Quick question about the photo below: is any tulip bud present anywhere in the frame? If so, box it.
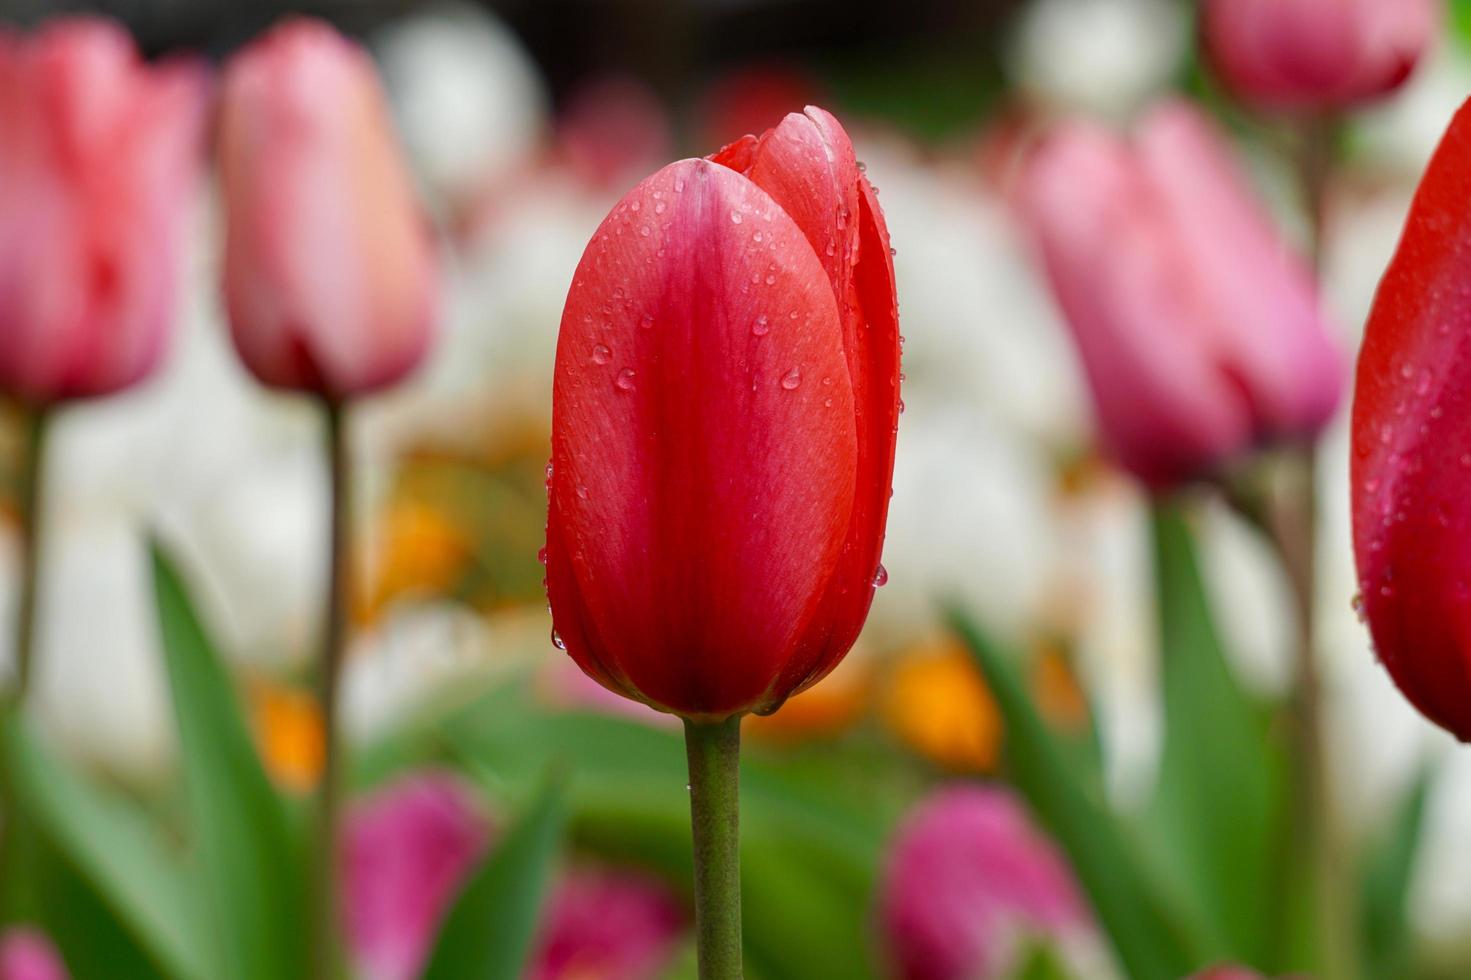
[1017,100,1343,487]
[1201,0,1436,110]
[0,18,207,404]
[1353,97,1471,742]
[879,786,1090,980]
[545,106,900,720]
[342,772,685,980]
[219,18,438,400]
[0,929,67,980]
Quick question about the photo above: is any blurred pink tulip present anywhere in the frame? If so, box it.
[342,773,490,980]
[0,17,207,404]
[1202,0,1436,110]
[343,772,685,980]
[529,868,686,980]
[219,18,438,399]
[880,785,1090,980]
[1017,100,1343,487]
[0,929,67,980]
[557,76,673,192]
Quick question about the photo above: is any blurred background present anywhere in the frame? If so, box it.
[4,1,1471,978]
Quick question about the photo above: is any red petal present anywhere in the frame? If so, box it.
[766,173,901,707]
[1353,97,1471,741]
[548,157,858,719]
[711,106,861,311]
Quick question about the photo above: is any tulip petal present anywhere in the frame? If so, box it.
[549,158,858,718]
[1017,121,1252,486]
[1353,98,1471,741]
[770,174,902,705]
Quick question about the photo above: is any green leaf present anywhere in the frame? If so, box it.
[421,774,567,980]
[3,712,207,980]
[1361,767,1432,980]
[947,605,1204,980]
[151,543,305,980]
[1011,939,1076,980]
[1147,502,1289,963]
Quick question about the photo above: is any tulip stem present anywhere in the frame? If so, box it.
[684,715,743,980]
[309,399,351,980]
[11,408,48,706]
[0,406,49,910]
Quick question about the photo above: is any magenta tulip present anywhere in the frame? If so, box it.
[1017,100,1343,487]
[0,17,206,403]
[218,18,438,399]
[880,785,1090,980]
[1202,0,1436,110]
[0,929,67,980]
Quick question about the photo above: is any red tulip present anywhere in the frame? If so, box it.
[219,18,438,399]
[545,106,900,720]
[0,18,207,404]
[1017,100,1343,487]
[1353,98,1471,742]
[1202,0,1436,110]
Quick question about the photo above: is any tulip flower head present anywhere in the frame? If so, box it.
[879,785,1090,980]
[219,18,438,399]
[0,18,207,404]
[0,929,67,980]
[1017,100,1343,487]
[1202,0,1436,111]
[545,106,901,720]
[342,772,685,980]
[1353,98,1471,742]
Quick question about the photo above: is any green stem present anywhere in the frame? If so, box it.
[308,400,350,980]
[683,715,743,980]
[12,408,48,705]
[0,407,48,910]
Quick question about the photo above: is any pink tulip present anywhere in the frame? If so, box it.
[0,929,67,980]
[0,17,207,404]
[880,785,1090,980]
[1202,0,1437,110]
[1017,100,1343,487]
[219,18,438,399]
[528,868,686,980]
[342,772,686,980]
[341,773,490,980]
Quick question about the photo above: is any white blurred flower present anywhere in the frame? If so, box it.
[1355,41,1471,179]
[1008,0,1188,117]
[374,2,548,201]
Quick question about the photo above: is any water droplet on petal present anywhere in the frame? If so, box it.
[640,314,654,330]
[752,315,770,337]
[551,629,566,650]
[575,484,589,500]
[616,368,637,391]
[764,274,776,285]
[781,368,801,390]
[592,344,612,365]
[730,211,744,224]
[674,178,686,192]
[872,564,889,587]
[537,547,548,565]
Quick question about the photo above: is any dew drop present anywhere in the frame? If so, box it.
[1350,593,1365,623]
[616,368,637,391]
[730,210,744,224]
[537,547,548,565]
[781,367,801,390]
[551,629,566,650]
[889,246,897,256]
[821,376,833,386]
[640,314,654,330]
[655,200,667,214]
[753,230,764,243]
[789,310,799,320]
[592,344,612,365]
[630,200,641,212]
[764,274,776,285]
[898,398,906,414]
[674,178,686,192]
[823,397,833,407]
[575,484,589,500]
[752,315,770,337]
[872,564,889,587]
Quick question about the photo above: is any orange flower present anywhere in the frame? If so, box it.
[249,679,324,793]
[883,640,1001,773]
[361,500,471,622]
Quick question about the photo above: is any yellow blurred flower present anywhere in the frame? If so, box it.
[883,639,1001,773]
[361,500,472,622]
[249,679,324,794]
[1031,643,1090,733]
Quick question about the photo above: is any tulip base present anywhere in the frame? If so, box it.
[683,715,743,980]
